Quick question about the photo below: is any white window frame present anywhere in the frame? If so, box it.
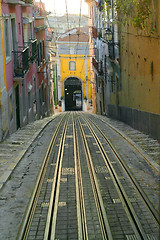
[69,61,76,71]
[4,18,11,63]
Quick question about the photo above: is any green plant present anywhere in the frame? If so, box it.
[104,0,154,32]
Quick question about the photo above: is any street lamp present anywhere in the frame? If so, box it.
[104,28,112,42]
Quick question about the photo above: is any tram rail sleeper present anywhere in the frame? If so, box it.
[84,115,159,225]
[17,114,68,240]
[79,114,159,237]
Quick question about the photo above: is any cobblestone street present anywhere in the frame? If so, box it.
[0,112,159,239]
[0,0,160,239]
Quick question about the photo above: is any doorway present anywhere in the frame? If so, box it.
[64,77,82,111]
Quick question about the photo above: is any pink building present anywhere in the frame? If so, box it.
[0,0,53,141]
[34,1,54,116]
[0,0,38,138]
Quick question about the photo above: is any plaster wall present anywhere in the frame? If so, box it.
[60,55,91,100]
[119,0,160,115]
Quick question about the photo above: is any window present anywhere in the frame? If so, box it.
[22,81,26,117]
[4,19,11,58]
[23,24,28,43]
[42,40,45,60]
[37,41,43,66]
[69,61,76,71]
[29,23,32,40]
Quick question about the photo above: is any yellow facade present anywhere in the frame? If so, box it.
[119,1,160,115]
[59,55,91,100]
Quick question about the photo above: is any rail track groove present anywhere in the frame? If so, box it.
[81,114,159,225]
[16,112,159,240]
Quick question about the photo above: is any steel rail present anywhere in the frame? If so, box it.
[84,115,160,225]
[17,114,67,240]
[80,115,159,238]
[87,113,160,175]
[73,114,89,240]
[78,117,113,240]
[44,115,69,240]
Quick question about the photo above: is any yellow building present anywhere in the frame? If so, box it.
[56,27,91,111]
[118,0,160,140]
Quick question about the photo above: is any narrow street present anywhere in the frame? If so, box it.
[0,112,159,239]
[0,0,160,239]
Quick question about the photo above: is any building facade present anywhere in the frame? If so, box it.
[86,0,160,140]
[56,27,91,111]
[0,0,54,142]
[118,0,160,140]
[0,0,38,141]
[85,0,99,113]
[0,0,8,140]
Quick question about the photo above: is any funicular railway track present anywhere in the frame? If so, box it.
[80,113,160,221]
[17,113,69,239]
[77,113,159,239]
[85,113,160,174]
[17,112,159,240]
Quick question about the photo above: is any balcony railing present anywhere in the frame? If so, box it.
[13,46,29,77]
[94,48,99,62]
[92,26,97,39]
[92,57,103,76]
[24,0,33,3]
[24,39,38,62]
[92,57,98,72]
[8,0,33,4]
[31,39,38,61]
[98,60,103,76]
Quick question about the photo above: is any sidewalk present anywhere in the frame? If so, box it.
[0,115,58,191]
[0,103,93,191]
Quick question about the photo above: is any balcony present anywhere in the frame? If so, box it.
[24,39,38,62]
[92,57,103,76]
[13,46,29,78]
[92,57,98,73]
[35,25,47,33]
[31,39,38,61]
[8,0,33,4]
[24,0,33,3]
[92,26,97,39]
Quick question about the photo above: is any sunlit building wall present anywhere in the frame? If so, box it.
[56,27,91,111]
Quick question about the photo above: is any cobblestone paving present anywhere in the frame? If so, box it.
[0,112,159,239]
[96,114,160,166]
[0,114,63,239]
[0,115,61,190]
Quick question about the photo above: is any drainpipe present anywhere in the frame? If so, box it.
[0,0,7,88]
[0,0,7,141]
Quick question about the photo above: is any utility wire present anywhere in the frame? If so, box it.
[65,0,71,58]
[75,0,82,58]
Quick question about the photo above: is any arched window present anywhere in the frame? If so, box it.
[69,61,76,71]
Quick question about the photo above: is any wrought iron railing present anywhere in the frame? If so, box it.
[92,26,97,39]
[24,39,38,62]
[92,57,103,76]
[23,0,33,4]
[13,46,29,77]
[92,57,98,72]
[32,39,38,61]
[8,0,33,4]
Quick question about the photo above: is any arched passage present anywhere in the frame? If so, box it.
[64,77,82,111]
